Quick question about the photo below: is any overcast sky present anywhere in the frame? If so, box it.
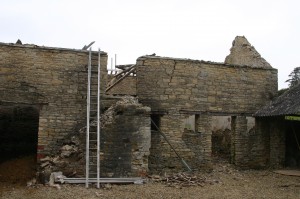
[1,0,299,89]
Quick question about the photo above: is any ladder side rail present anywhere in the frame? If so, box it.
[85,48,92,188]
[97,48,101,188]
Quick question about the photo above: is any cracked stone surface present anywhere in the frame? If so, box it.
[225,36,272,69]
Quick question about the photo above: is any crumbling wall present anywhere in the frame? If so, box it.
[38,97,151,179]
[136,45,277,171]
[255,117,286,168]
[0,42,108,159]
[99,97,151,177]
[136,57,277,113]
[149,114,201,172]
[225,36,272,68]
[231,116,270,169]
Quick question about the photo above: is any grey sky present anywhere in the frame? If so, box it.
[1,0,299,89]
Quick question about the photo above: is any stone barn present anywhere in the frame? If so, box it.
[135,36,277,171]
[0,35,279,180]
[0,42,151,178]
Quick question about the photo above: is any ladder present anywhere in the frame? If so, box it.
[86,48,101,188]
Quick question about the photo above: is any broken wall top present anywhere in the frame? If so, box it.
[224,36,272,69]
[0,42,107,56]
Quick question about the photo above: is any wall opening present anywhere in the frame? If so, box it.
[151,114,161,131]
[211,116,232,161]
[183,115,196,132]
[285,121,300,168]
[149,114,162,172]
[0,105,39,163]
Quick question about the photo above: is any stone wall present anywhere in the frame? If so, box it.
[106,75,136,95]
[269,118,286,168]
[0,42,108,159]
[225,36,272,69]
[230,116,291,169]
[136,55,277,171]
[37,97,151,179]
[99,98,151,177]
[231,116,270,168]
[136,57,277,113]
[254,117,286,169]
[0,105,39,162]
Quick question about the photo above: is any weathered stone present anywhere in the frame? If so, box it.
[0,42,108,160]
[225,36,272,68]
[137,37,277,172]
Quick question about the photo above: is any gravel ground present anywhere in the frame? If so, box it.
[1,157,300,199]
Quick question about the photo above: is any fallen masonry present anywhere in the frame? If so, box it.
[37,96,150,184]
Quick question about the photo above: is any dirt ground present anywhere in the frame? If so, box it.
[0,156,300,199]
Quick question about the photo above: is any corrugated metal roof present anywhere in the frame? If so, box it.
[255,83,300,117]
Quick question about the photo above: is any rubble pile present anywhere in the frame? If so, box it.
[100,96,141,128]
[149,172,217,188]
[38,136,83,183]
[38,96,142,182]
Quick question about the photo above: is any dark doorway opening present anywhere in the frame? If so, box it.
[151,114,161,131]
[285,121,300,168]
[0,105,39,163]
[211,116,232,163]
[149,114,162,172]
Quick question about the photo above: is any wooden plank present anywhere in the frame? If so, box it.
[106,67,136,92]
[274,170,300,177]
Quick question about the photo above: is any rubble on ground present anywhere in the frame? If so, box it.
[37,135,83,184]
[148,172,220,188]
[38,96,142,183]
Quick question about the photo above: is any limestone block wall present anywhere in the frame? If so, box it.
[231,116,270,168]
[0,43,107,159]
[149,114,196,172]
[232,116,287,169]
[100,101,151,177]
[106,75,136,95]
[137,56,277,171]
[136,56,277,113]
[255,117,286,169]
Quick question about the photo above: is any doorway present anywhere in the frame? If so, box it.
[285,121,300,168]
[0,105,39,162]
